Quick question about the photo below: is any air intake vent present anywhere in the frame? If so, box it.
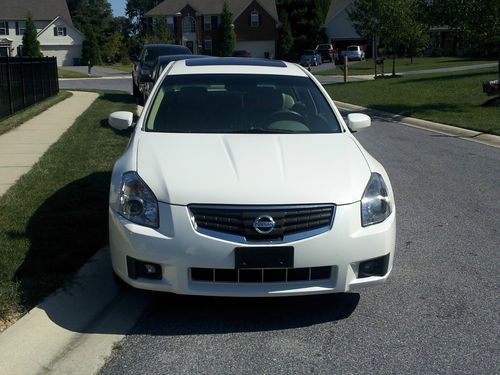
[191,266,332,283]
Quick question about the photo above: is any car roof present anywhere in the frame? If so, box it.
[156,54,208,64]
[167,57,308,77]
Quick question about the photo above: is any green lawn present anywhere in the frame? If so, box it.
[0,91,134,328]
[316,57,497,76]
[99,62,133,73]
[0,91,72,136]
[326,68,500,135]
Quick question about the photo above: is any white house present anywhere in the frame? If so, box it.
[0,0,83,66]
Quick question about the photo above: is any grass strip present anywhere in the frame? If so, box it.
[325,68,500,135]
[58,68,97,79]
[316,56,497,76]
[98,63,133,74]
[0,91,134,325]
[0,91,72,136]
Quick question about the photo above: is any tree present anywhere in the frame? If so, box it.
[420,0,500,80]
[219,1,236,56]
[22,14,43,57]
[126,0,161,36]
[81,26,102,66]
[349,0,428,75]
[145,17,174,44]
[276,0,328,56]
[276,11,293,59]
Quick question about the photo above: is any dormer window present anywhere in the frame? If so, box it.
[250,10,260,28]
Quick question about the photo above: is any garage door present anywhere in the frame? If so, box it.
[235,41,275,59]
[41,45,82,67]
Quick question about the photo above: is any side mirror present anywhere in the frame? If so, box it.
[108,111,134,130]
[347,113,371,132]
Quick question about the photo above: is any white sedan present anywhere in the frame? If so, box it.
[108,57,396,297]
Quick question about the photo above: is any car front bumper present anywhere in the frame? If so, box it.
[109,202,396,297]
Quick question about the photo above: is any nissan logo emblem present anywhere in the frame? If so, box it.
[253,215,275,234]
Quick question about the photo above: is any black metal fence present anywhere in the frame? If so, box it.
[0,57,59,121]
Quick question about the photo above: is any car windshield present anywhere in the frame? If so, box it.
[347,46,358,51]
[304,50,315,55]
[145,74,342,134]
[145,46,190,63]
[318,44,330,49]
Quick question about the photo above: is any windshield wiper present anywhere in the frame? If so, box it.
[227,128,298,134]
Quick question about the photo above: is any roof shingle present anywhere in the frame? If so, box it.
[145,0,278,22]
[0,0,74,26]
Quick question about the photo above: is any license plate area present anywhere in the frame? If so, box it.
[234,247,294,269]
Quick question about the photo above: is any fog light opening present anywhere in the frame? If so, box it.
[127,256,162,280]
[358,254,389,279]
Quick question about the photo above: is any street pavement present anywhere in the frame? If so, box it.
[99,115,500,374]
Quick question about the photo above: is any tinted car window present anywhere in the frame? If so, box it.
[145,74,342,134]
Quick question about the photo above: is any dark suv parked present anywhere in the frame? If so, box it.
[132,44,191,101]
[315,44,335,63]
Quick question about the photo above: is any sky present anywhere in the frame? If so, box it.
[110,0,126,17]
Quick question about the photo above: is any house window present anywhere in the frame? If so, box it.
[16,45,23,57]
[15,21,26,35]
[0,21,8,35]
[166,16,174,31]
[204,16,211,31]
[182,16,195,33]
[204,39,212,53]
[250,10,260,28]
[211,16,218,30]
[53,26,67,36]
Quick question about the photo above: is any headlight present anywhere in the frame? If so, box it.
[361,173,391,227]
[118,171,159,228]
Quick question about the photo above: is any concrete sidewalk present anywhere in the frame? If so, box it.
[0,248,151,375]
[0,91,98,196]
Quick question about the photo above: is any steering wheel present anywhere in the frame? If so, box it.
[263,110,306,128]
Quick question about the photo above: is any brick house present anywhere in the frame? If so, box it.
[0,0,83,66]
[145,0,279,58]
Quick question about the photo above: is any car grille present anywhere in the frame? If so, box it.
[189,204,335,243]
[190,266,332,283]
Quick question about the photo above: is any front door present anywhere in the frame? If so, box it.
[185,41,194,53]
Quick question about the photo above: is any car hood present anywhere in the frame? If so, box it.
[136,133,371,205]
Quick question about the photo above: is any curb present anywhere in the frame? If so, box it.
[0,248,152,375]
[334,100,500,149]
[59,76,130,81]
